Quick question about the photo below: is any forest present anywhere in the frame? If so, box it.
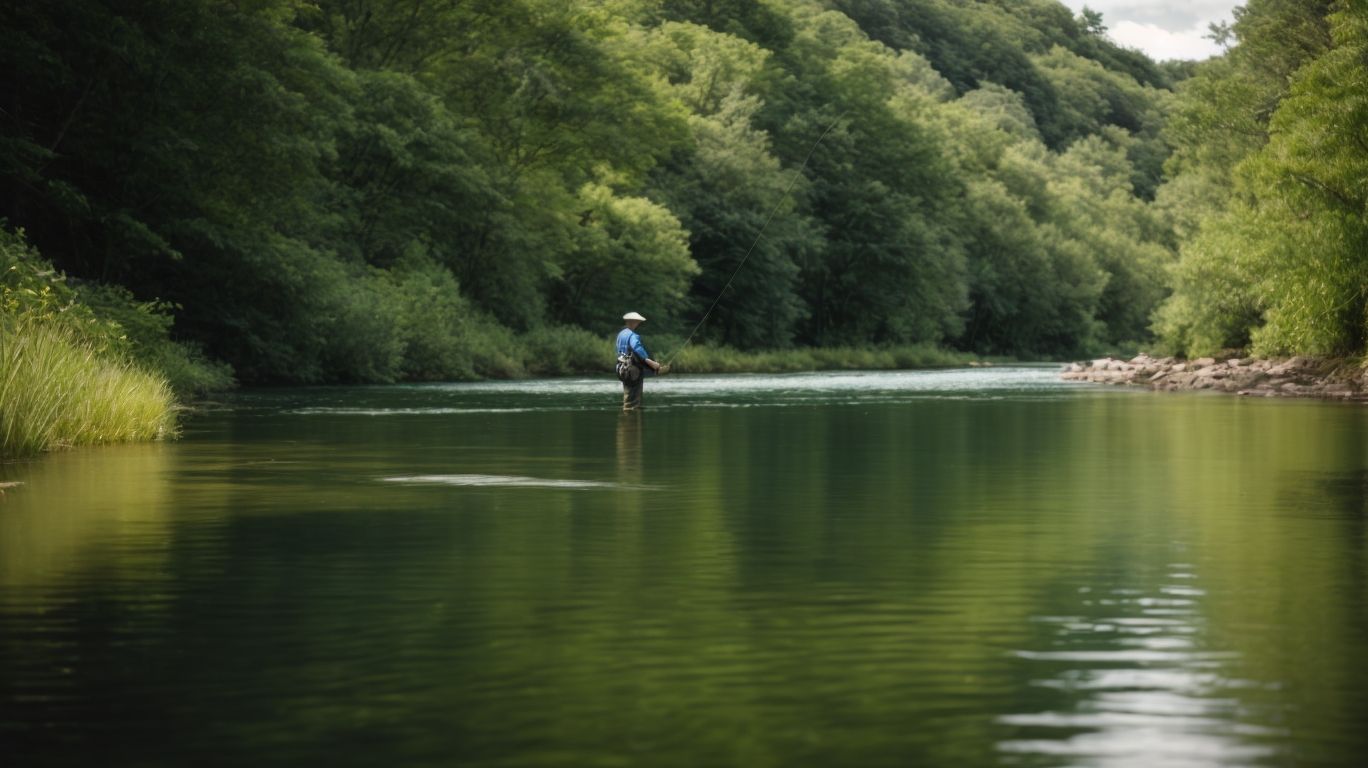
[1,0,1364,396]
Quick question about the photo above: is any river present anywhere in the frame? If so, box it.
[2,366,1366,766]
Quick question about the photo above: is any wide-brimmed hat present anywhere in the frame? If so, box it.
[623,311,646,322]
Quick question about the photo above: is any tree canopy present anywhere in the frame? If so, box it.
[3,0,1359,384]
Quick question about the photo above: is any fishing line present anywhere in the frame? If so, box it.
[663,111,847,366]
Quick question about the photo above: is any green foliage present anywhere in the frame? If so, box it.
[1,226,119,348]
[764,5,970,346]
[668,340,975,373]
[520,326,614,376]
[0,230,180,456]
[2,0,1191,382]
[1153,208,1272,355]
[552,183,699,335]
[1157,0,1365,359]
[387,252,523,381]
[77,284,234,396]
[2,226,231,395]
[642,22,811,348]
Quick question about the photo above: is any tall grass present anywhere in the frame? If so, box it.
[1,319,176,459]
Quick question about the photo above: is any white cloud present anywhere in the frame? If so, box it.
[1108,20,1223,61]
[1057,1,1236,61]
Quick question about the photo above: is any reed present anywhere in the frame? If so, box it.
[0,319,176,459]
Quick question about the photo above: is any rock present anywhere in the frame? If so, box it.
[1268,356,1318,376]
[1060,353,1366,403]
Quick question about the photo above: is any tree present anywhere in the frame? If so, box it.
[551,183,699,334]
[640,21,813,348]
[1155,0,1352,357]
[1079,6,1106,36]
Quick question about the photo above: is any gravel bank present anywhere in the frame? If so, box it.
[1061,354,1368,402]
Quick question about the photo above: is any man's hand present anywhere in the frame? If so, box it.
[657,363,671,375]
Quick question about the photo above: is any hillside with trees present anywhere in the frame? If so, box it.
[1,0,1362,391]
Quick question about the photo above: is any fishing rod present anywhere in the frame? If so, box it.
[663,111,848,367]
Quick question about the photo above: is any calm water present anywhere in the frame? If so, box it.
[2,367,1367,767]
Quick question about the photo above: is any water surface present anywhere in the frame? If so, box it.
[2,367,1366,766]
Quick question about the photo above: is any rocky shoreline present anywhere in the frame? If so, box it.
[1061,354,1368,402]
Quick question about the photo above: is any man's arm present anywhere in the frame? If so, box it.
[632,333,661,372]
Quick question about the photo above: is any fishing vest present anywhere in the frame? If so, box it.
[615,329,645,382]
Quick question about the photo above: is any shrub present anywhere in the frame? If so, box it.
[3,226,234,395]
[521,325,612,376]
[77,283,234,395]
[390,252,526,380]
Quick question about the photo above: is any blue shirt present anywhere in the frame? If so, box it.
[616,327,650,363]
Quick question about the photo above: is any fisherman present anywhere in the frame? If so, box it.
[615,311,664,411]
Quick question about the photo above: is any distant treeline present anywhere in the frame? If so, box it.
[1,0,1363,388]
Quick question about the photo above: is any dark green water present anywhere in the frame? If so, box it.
[3,367,1367,767]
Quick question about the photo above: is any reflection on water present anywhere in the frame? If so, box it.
[380,474,652,490]
[1001,566,1280,767]
[0,443,173,589]
[2,368,1367,767]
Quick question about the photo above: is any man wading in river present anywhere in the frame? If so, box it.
[615,312,665,411]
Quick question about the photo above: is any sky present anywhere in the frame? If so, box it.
[1058,1,1238,61]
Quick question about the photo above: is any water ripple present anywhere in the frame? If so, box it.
[380,474,654,490]
[1001,581,1281,767]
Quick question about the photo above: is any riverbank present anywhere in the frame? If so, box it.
[664,342,981,374]
[1062,354,1368,401]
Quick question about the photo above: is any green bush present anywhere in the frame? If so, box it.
[389,252,525,381]
[2,227,119,347]
[521,325,612,376]
[77,283,234,395]
[319,271,407,383]
[3,226,234,396]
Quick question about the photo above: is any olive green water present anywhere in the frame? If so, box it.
[2,367,1367,767]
